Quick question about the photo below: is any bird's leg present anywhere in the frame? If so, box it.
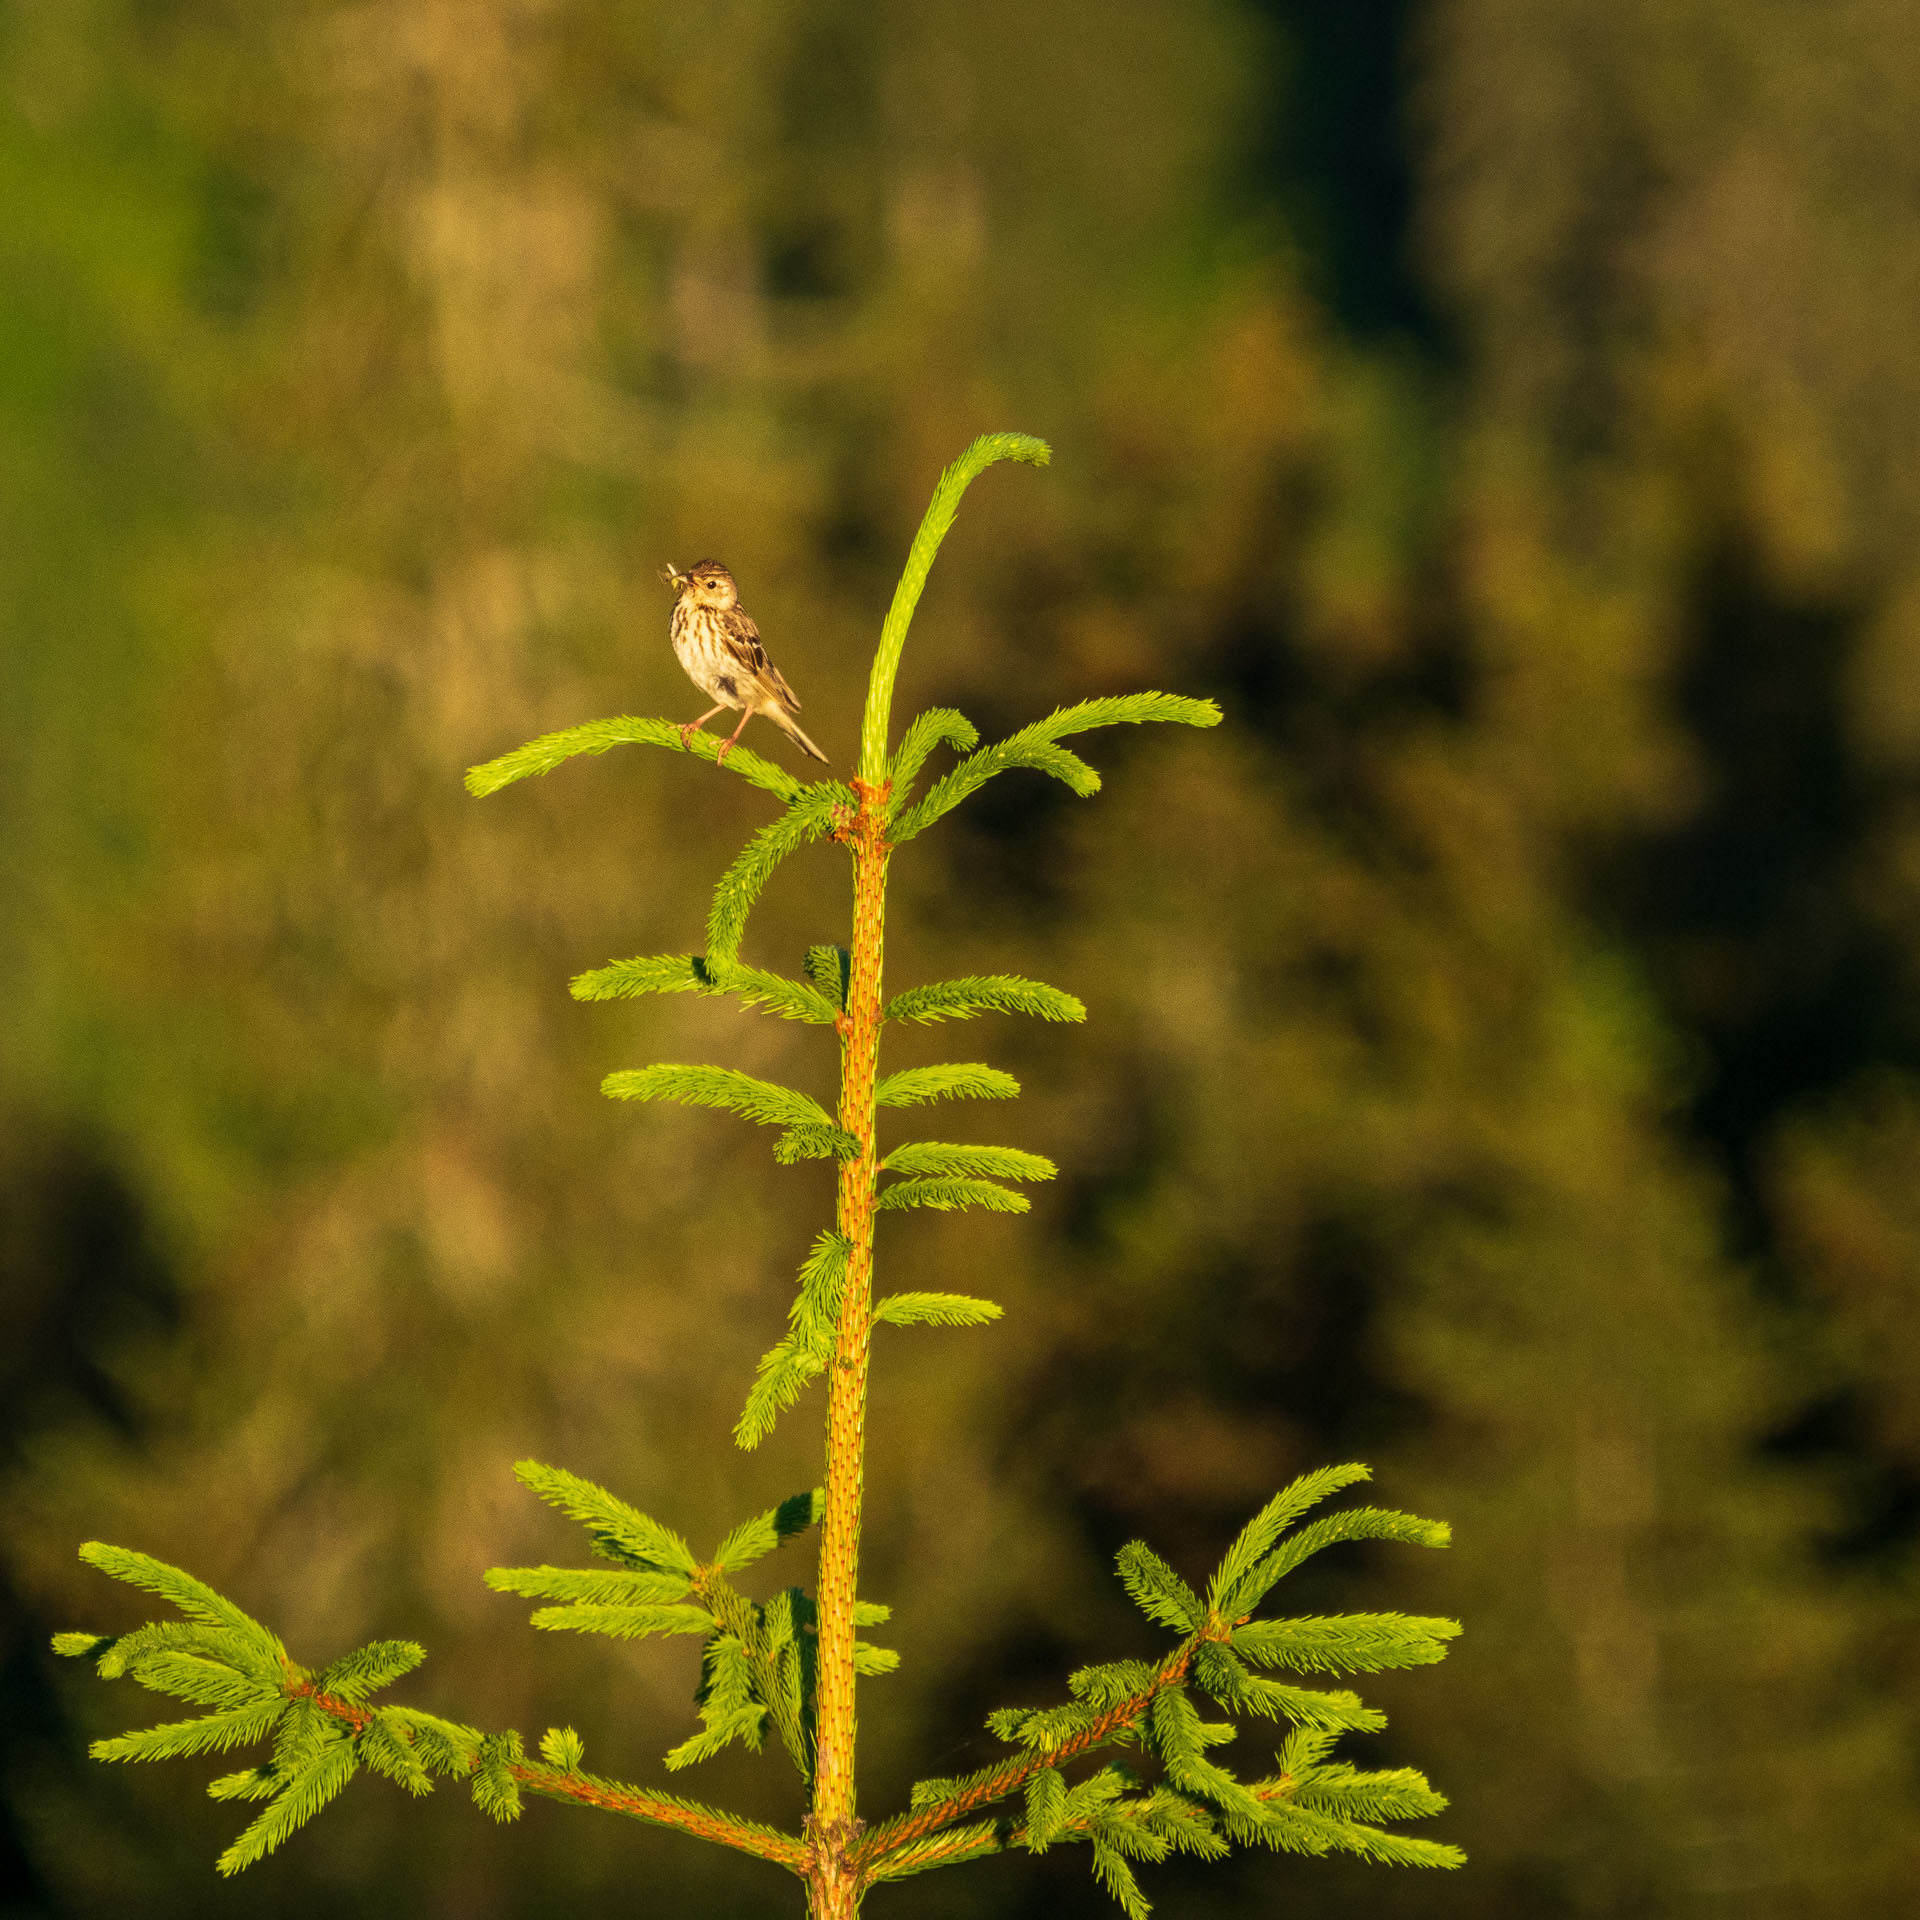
[714,707,756,764]
[677,704,726,750]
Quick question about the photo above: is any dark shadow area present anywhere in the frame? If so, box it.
[1596,516,1920,1563]
[0,1126,181,1917]
[1239,0,1445,350]
[1599,525,1904,1251]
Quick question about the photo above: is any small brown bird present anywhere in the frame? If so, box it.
[662,560,827,764]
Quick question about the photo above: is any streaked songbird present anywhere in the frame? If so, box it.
[662,560,828,765]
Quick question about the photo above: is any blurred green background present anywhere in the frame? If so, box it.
[5,1,1920,1915]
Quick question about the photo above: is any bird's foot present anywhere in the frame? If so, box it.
[676,721,703,751]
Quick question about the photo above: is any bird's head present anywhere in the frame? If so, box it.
[664,560,738,610]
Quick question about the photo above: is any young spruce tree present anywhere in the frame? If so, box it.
[56,435,1462,1919]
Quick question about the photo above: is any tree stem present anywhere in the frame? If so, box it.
[812,433,1045,1916]
[809,776,890,1917]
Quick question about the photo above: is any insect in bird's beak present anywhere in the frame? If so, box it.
[660,563,687,590]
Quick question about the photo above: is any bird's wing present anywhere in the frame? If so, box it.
[720,608,772,675]
[762,661,802,713]
[723,609,802,711]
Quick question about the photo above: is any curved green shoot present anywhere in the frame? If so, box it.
[858,433,1052,783]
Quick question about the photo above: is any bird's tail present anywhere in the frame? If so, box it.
[769,707,829,764]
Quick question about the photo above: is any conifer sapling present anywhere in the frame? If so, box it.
[59,433,1463,1918]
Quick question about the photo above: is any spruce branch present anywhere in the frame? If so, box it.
[665,1704,769,1771]
[735,1343,831,1452]
[314,1641,427,1702]
[805,945,852,1009]
[1226,1506,1452,1619]
[712,1491,828,1574]
[734,1233,849,1449]
[484,1567,694,1607]
[871,1292,1002,1328]
[862,1818,1007,1886]
[504,1461,699,1575]
[465,715,804,801]
[885,974,1086,1025]
[571,954,839,1026]
[1206,1464,1374,1612]
[1231,1613,1461,1676]
[1116,1542,1206,1635]
[860,1479,1461,1906]
[773,1124,863,1164]
[859,1643,1197,1870]
[75,1543,286,1665]
[708,785,851,965]
[874,1062,1020,1107]
[875,1178,1030,1214]
[889,694,1223,844]
[1026,1764,1068,1850]
[521,1603,713,1642]
[510,1762,809,1869]
[602,1064,834,1137]
[62,1543,806,1876]
[91,1701,288,1762]
[214,1737,359,1874]
[887,707,980,805]
[880,1141,1056,1182]
[1191,1645,1387,1733]
[1090,1835,1153,1920]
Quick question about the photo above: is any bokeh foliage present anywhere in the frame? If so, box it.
[3,1,1918,1916]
